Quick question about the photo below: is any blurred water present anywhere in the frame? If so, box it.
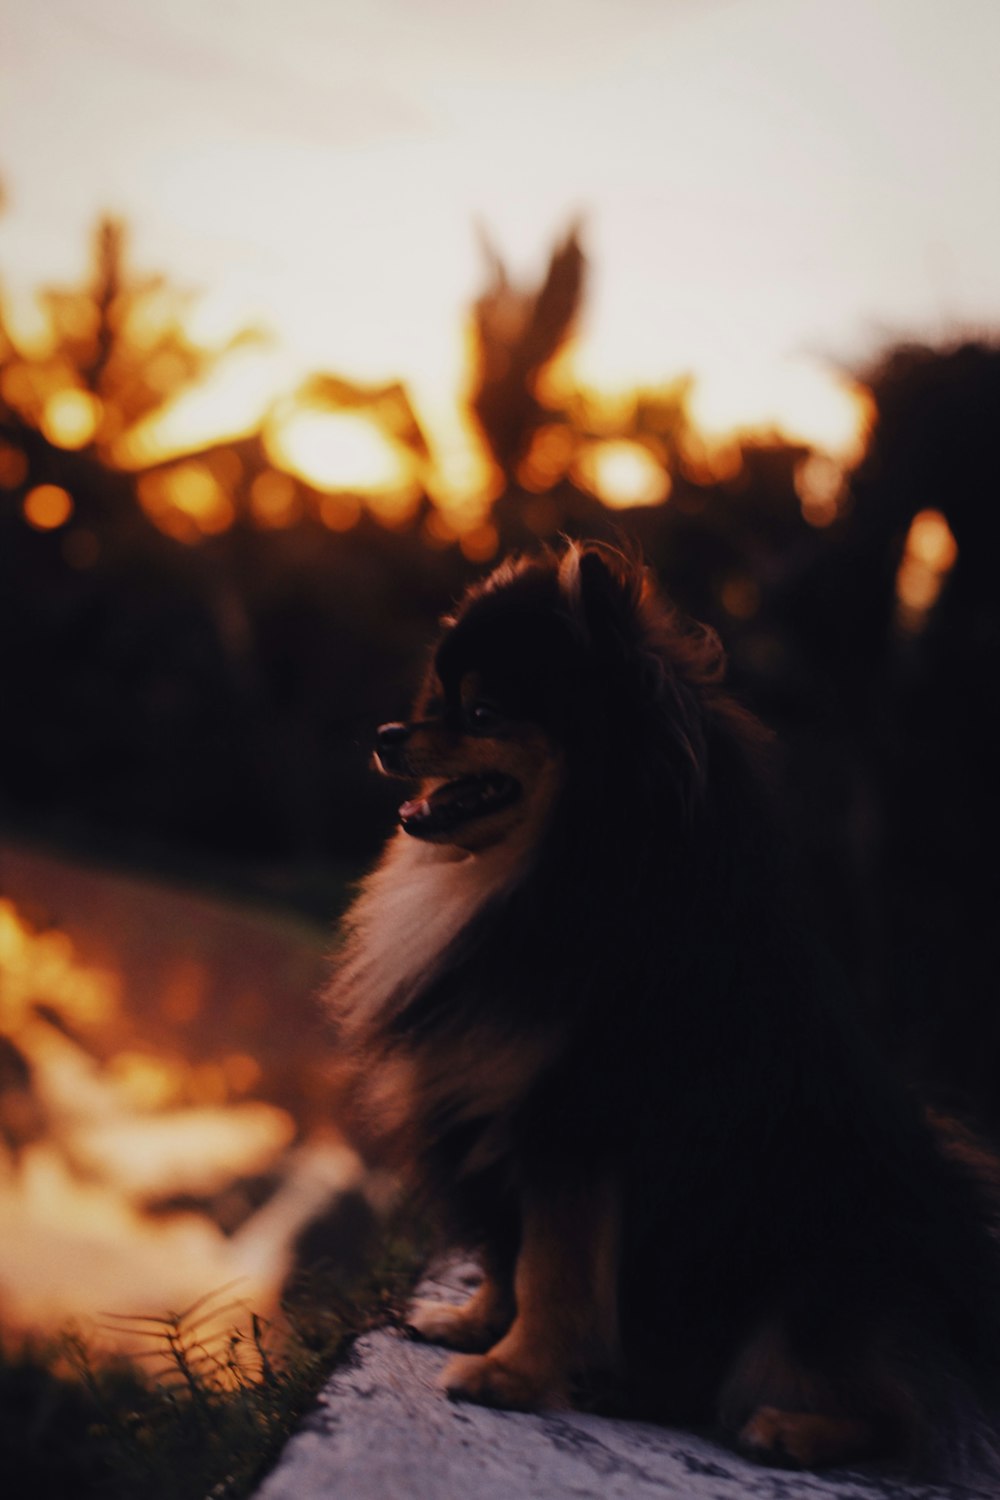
[0,842,367,1346]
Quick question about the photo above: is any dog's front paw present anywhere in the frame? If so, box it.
[738,1406,873,1469]
[441,1352,567,1411]
[406,1299,494,1352]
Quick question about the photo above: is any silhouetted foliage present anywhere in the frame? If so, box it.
[470,225,585,485]
[1,218,255,456]
[295,372,431,464]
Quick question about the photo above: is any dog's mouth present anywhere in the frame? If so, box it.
[398,772,521,839]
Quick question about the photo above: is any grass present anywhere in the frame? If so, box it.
[0,1225,426,1500]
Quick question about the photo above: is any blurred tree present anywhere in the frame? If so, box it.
[0,217,259,463]
[469,224,585,487]
[470,225,705,554]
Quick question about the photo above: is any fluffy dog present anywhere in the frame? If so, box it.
[325,540,1000,1475]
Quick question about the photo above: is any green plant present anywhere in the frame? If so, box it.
[0,1226,425,1500]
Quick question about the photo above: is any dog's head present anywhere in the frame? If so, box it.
[375,540,728,852]
[375,672,560,853]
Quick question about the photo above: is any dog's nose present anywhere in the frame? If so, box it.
[376,722,411,750]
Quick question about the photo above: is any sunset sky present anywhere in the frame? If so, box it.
[3,0,1000,459]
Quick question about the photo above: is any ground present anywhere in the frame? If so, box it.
[253,1262,992,1500]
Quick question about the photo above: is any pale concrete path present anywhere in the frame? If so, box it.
[254,1262,992,1500]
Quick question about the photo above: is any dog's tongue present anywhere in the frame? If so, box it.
[399,795,431,822]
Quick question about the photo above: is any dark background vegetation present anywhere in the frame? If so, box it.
[1,217,998,1137]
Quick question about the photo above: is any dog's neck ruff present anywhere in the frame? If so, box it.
[328,829,529,1038]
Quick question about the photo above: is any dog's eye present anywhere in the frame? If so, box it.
[466,701,502,731]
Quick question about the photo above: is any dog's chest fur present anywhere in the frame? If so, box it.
[326,829,556,1176]
[328,831,527,1037]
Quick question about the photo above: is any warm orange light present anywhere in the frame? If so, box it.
[223,1052,261,1095]
[145,349,191,393]
[40,389,102,450]
[189,1062,229,1106]
[0,899,119,1034]
[169,466,235,534]
[906,508,959,572]
[1,290,54,356]
[208,447,243,491]
[161,958,207,1025]
[0,441,29,489]
[459,521,500,563]
[422,508,458,547]
[795,453,846,528]
[249,469,300,528]
[679,433,743,486]
[125,284,177,348]
[516,423,575,493]
[1,360,87,431]
[22,484,74,530]
[0,897,359,1347]
[720,575,761,619]
[895,508,958,633]
[110,348,277,470]
[366,484,422,528]
[71,1099,295,1197]
[0,362,40,415]
[572,439,670,509]
[268,407,411,495]
[690,360,872,466]
[533,339,579,407]
[109,1050,188,1111]
[137,462,235,542]
[318,492,363,532]
[417,393,503,528]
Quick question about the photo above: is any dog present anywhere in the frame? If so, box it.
[325,539,1000,1475]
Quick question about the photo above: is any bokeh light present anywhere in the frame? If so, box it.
[267,406,422,525]
[0,441,30,489]
[572,439,671,509]
[249,468,300,528]
[795,452,847,527]
[895,508,959,633]
[137,462,235,541]
[39,388,102,449]
[269,407,410,493]
[22,484,74,530]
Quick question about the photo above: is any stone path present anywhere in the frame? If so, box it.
[254,1262,993,1500]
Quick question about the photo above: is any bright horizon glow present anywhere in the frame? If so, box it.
[1,281,878,515]
[265,403,424,524]
[110,346,287,469]
[2,0,999,504]
[266,406,415,495]
[687,359,873,465]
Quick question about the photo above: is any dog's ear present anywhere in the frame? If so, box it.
[559,542,645,657]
